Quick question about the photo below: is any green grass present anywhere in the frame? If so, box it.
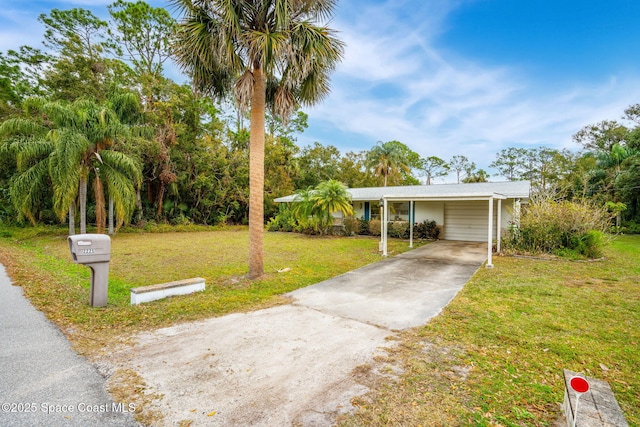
[339,235,640,427]
[2,226,638,425]
[0,225,421,354]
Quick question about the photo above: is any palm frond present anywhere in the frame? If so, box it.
[99,151,141,227]
[12,137,54,171]
[9,160,51,225]
[0,118,48,140]
[109,92,143,124]
[42,100,79,129]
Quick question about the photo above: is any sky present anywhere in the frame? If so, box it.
[1,0,640,182]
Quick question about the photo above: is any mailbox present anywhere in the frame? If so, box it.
[68,234,111,307]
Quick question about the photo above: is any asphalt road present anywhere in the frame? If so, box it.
[0,265,139,427]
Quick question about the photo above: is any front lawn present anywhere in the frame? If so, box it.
[339,235,640,426]
[0,225,419,354]
[2,226,637,425]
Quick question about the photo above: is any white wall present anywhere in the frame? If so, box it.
[414,201,444,224]
[353,202,366,219]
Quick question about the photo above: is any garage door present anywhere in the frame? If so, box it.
[443,201,497,242]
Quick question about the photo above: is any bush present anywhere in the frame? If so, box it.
[579,230,605,258]
[267,205,296,232]
[505,197,609,258]
[388,221,409,239]
[620,221,640,234]
[369,219,381,236]
[415,220,440,240]
[343,217,359,236]
[358,218,370,235]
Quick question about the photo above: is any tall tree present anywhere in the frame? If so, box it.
[295,142,341,189]
[419,156,449,185]
[365,140,410,186]
[39,8,129,102]
[490,147,528,181]
[172,0,344,278]
[523,147,572,193]
[0,47,51,118]
[573,120,629,153]
[449,155,472,184]
[338,150,376,188]
[108,0,175,77]
[108,0,176,107]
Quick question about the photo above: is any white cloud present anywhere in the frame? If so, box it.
[304,0,640,179]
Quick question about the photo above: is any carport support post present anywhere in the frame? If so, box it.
[409,201,414,248]
[486,197,494,268]
[382,197,388,256]
[497,198,502,253]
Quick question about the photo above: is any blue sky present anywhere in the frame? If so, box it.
[2,0,640,182]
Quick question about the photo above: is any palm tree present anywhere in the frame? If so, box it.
[172,0,344,278]
[0,97,141,233]
[366,141,410,186]
[0,117,54,226]
[291,180,353,235]
[290,186,318,233]
[312,179,353,234]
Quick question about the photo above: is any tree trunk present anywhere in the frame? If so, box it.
[80,179,87,234]
[248,68,266,279]
[135,188,143,224]
[156,183,165,219]
[68,201,76,235]
[94,176,106,234]
[108,195,114,235]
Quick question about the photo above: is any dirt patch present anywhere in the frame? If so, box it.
[103,304,394,426]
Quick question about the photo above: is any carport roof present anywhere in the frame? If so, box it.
[274,181,531,203]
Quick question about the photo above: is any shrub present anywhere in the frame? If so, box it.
[343,217,359,236]
[389,221,409,239]
[267,205,296,232]
[579,230,605,258]
[369,219,381,236]
[505,197,609,258]
[621,221,640,234]
[415,220,440,240]
[358,218,370,235]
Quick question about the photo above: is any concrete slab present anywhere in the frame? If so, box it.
[288,241,486,330]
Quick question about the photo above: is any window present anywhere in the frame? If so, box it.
[370,201,381,220]
[390,202,409,221]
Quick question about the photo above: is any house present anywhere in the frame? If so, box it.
[275,181,531,267]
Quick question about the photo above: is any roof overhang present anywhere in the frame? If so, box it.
[377,193,507,202]
[274,181,531,204]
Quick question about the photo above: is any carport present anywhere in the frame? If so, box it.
[380,192,508,268]
[274,181,531,268]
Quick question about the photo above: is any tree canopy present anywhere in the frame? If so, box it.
[1,0,639,236]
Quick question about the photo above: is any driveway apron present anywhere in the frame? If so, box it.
[105,240,487,426]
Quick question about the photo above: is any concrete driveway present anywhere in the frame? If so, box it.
[289,240,487,330]
[108,240,487,426]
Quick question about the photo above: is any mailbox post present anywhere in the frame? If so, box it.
[68,234,111,307]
